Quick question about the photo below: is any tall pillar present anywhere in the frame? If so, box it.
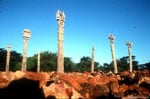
[5,45,11,72]
[108,34,118,74]
[37,50,40,72]
[21,29,31,71]
[126,41,133,72]
[56,10,65,73]
[91,46,95,73]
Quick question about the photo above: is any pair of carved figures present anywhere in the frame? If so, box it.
[56,10,65,26]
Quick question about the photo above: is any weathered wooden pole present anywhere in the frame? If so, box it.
[56,10,65,73]
[91,46,95,73]
[37,50,40,72]
[108,34,118,74]
[5,45,11,72]
[126,41,133,72]
[21,29,31,71]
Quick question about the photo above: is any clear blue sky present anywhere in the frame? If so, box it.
[0,0,150,65]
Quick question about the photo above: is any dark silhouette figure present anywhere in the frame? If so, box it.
[0,78,45,99]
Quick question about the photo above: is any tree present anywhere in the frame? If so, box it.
[10,51,22,71]
[133,60,139,70]
[94,62,100,71]
[0,48,6,71]
[102,63,110,72]
[117,57,129,72]
[78,56,91,72]
[117,56,138,72]
[27,56,37,71]
[0,48,22,71]
[106,61,114,72]
[64,57,76,72]
[78,56,100,72]
[25,51,57,72]
[38,51,57,72]
[100,56,139,72]
[143,62,150,70]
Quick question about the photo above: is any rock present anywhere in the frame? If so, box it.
[0,73,9,88]
[1,72,15,81]
[60,73,82,91]
[79,83,95,98]
[42,80,82,99]
[65,88,73,99]
[14,71,25,79]
[91,84,110,98]
[0,71,150,98]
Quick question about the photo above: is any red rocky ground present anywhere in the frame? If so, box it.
[0,70,150,99]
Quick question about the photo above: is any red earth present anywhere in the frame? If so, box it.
[0,70,150,99]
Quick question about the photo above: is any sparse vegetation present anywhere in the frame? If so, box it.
[0,48,149,72]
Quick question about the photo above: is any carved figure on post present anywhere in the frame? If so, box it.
[108,34,118,74]
[21,29,31,71]
[5,45,11,72]
[56,10,65,73]
[56,10,65,27]
[91,46,95,73]
[126,41,133,72]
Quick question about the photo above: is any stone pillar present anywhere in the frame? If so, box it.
[108,34,118,74]
[37,50,40,72]
[21,29,31,71]
[126,41,133,72]
[5,45,11,72]
[91,46,95,73]
[56,10,65,73]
